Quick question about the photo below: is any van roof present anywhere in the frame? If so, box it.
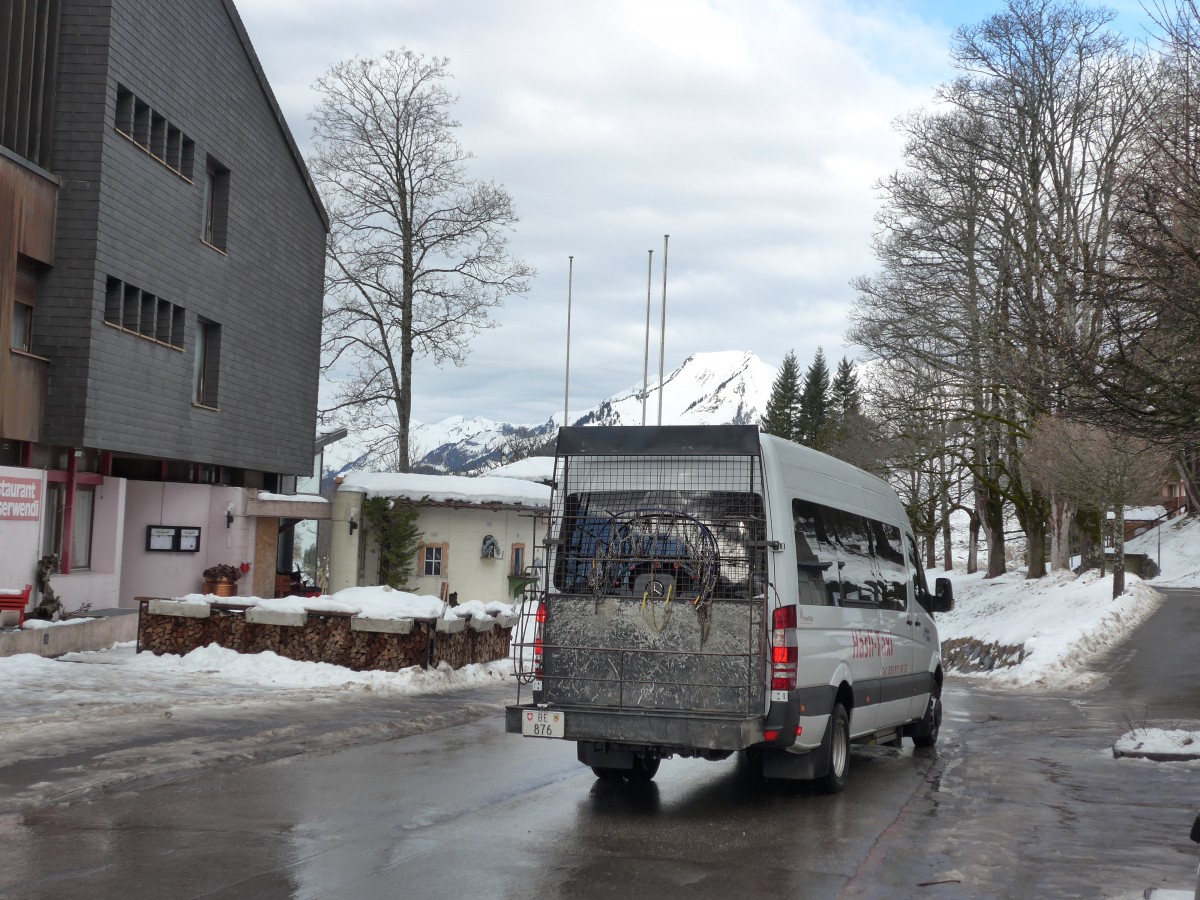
[758,433,895,492]
[556,425,760,457]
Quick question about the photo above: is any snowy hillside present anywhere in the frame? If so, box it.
[327,350,775,475]
[570,350,772,428]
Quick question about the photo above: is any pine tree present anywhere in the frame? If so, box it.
[820,356,862,455]
[829,357,861,420]
[761,350,802,441]
[797,348,831,446]
[362,496,423,589]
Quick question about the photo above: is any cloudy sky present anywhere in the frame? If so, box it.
[234,0,1153,428]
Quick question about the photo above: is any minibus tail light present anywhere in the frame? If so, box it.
[771,604,798,691]
[533,601,546,678]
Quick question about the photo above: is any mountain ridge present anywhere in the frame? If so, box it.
[326,350,776,476]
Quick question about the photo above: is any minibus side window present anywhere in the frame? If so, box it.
[905,533,931,610]
[827,508,878,608]
[873,521,908,611]
[792,498,837,606]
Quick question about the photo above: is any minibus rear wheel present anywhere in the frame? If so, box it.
[911,691,942,748]
[819,703,850,794]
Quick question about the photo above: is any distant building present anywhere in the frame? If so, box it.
[0,0,328,611]
[330,473,550,603]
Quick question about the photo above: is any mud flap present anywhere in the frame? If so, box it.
[578,742,636,770]
[760,717,833,781]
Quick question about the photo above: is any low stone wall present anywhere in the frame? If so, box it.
[0,610,139,659]
[137,599,515,672]
[942,637,1026,673]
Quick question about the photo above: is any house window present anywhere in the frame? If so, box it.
[511,544,525,576]
[203,157,230,250]
[193,319,221,408]
[423,546,442,576]
[12,256,37,353]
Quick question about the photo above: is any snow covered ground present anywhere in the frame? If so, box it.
[937,515,1200,758]
[2,517,1198,763]
[2,516,1198,894]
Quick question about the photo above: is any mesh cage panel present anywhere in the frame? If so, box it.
[513,445,768,718]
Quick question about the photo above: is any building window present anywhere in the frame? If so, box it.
[42,483,95,570]
[203,157,230,250]
[511,543,525,576]
[193,319,221,408]
[11,256,37,353]
[114,84,194,179]
[11,300,33,353]
[423,546,442,576]
[103,276,185,349]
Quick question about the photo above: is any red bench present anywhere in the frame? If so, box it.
[0,584,32,628]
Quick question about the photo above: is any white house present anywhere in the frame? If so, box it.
[329,472,551,604]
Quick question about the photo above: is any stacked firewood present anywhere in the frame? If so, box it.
[345,628,430,671]
[139,606,510,671]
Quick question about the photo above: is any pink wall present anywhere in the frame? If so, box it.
[119,482,254,606]
[1,470,263,611]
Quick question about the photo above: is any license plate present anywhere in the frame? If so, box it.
[521,709,565,738]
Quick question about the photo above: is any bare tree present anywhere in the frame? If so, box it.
[861,360,970,571]
[851,1,1145,578]
[1069,2,1200,510]
[1024,416,1169,596]
[310,51,534,471]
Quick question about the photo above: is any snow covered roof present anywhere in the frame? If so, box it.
[337,471,551,509]
[1109,506,1168,521]
[486,456,555,483]
[256,492,329,504]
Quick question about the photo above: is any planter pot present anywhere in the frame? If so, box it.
[203,578,237,597]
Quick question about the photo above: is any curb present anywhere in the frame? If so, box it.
[1112,747,1200,762]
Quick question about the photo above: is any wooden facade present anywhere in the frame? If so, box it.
[0,151,56,442]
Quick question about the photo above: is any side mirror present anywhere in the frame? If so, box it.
[929,577,954,613]
[1190,812,1200,844]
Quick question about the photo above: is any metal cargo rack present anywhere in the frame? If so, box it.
[511,426,770,730]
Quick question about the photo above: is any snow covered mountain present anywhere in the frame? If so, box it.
[328,350,775,476]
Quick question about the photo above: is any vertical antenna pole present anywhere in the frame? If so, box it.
[657,234,670,426]
[642,248,653,426]
[564,256,574,427]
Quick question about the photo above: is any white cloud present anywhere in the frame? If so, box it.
[237,0,1154,426]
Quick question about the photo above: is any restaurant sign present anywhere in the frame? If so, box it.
[0,476,42,520]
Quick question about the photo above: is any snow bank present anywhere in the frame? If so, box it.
[936,567,1163,689]
[1126,515,1200,587]
[127,642,513,693]
[18,617,96,629]
[178,584,516,622]
[1114,728,1200,759]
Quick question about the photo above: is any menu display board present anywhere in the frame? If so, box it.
[145,525,202,553]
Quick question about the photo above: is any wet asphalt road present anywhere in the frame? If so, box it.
[0,589,1197,899]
